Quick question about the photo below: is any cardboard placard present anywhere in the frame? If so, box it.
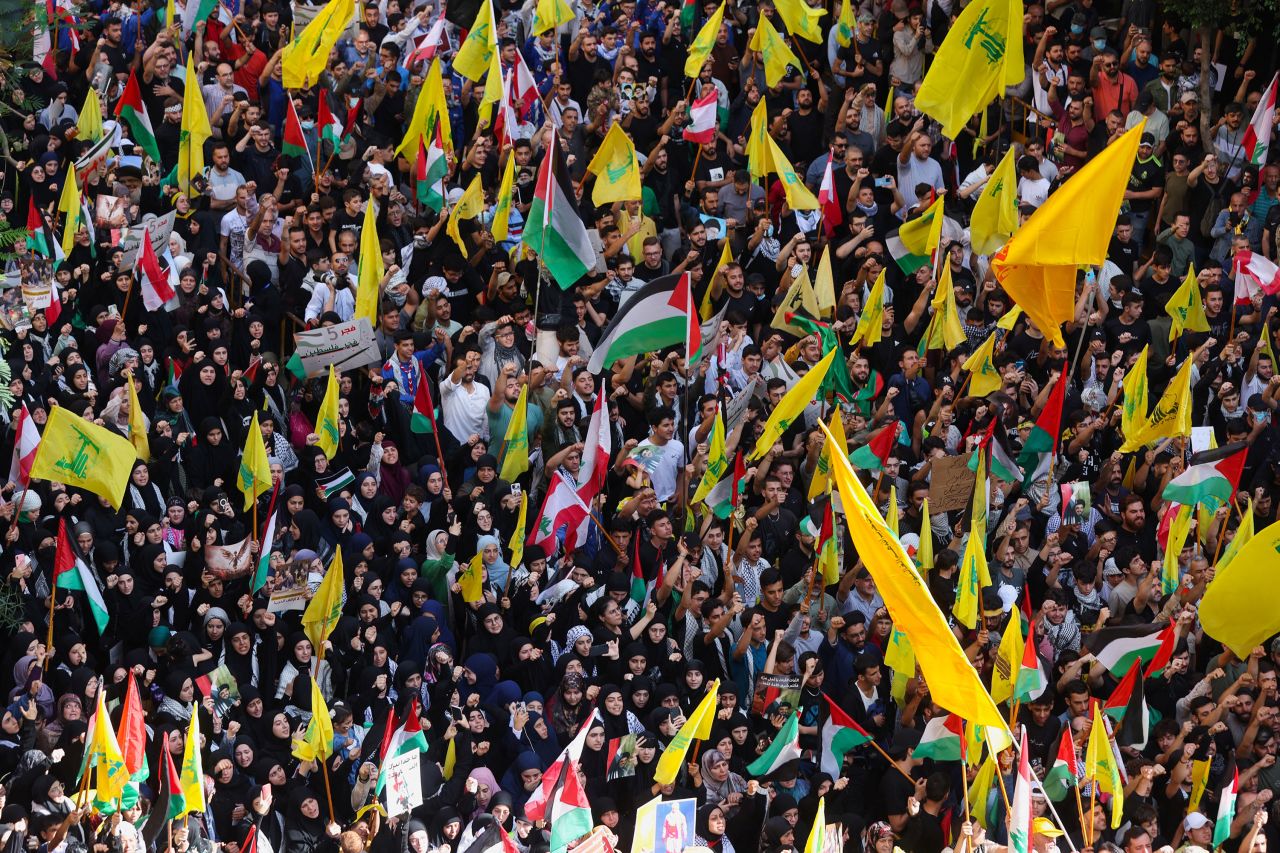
[292,318,383,378]
[383,750,423,816]
[118,212,178,271]
[928,451,976,513]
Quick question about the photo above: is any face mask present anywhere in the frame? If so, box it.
[301,120,315,130]
[1070,24,1084,34]
[1094,39,1107,50]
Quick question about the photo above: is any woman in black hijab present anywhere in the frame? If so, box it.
[186,417,238,493]
[282,786,334,853]
[467,604,516,661]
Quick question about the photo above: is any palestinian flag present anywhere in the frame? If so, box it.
[913,713,964,761]
[1009,730,1033,853]
[115,69,161,165]
[411,368,437,434]
[702,450,746,519]
[1214,770,1238,848]
[375,699,430,793]
[283,97,309,160]
[1016,627,1048,702]
[679,0,697,32]
[251,485,280,594]
[417,123,448,211]
[525,143,594,289]
[747,712,802,777]
[548,760,593,853]
[851,371,885,416]
[820,694,872,777]
[970,417,1021,483]
[26,200,52,257]
[1043,727,1080,802]
[525,710,599,821]
[586,273,696,373]
[318,94,344,153]
[53,518,109,635]
[850,422,898,471]
[1162,442,1248,510]
[1084,622,1175,678]
[1106,659,1149,749]
[1017,375,1065,485]
[140,732,185,849]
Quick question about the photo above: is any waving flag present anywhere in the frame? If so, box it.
[683,90,719,144]
[1244,74,1278,165]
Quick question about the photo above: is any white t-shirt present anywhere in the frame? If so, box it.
[636,437,685,502]
[1018,175,1052,209]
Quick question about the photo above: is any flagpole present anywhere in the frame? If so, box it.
[1211,498,1237,567]
[44,569,57,671]
[589,508,624,556]
[1075,785,1090,848]
[991,759,1013,813]
[320,752,337,823]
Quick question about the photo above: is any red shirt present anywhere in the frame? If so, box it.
[1091,72,1138,121]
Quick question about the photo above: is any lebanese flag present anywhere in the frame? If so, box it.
[114,69,161,165]
[818,152,843,238]
[1243,74,1278,166]
[138,233,176,311]
[1009,730,1033,853]
[1235,250,1280,297]
[408,9,447,65]
[46,277,63,326]
[9,404,41,487]
[527,472,591,556]
[682,90,718,144]
[510,50,539,114]
[577,393,612,505]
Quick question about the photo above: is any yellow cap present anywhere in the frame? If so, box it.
[1031,818,1063,838]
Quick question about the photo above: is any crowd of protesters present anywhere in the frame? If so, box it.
[2,3,1280,853]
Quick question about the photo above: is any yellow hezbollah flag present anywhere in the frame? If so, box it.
[447,174,487,254]
[126,375,150,461]
[996,304,1023,331]
[1189,758,1211,812]
[292,678,334,761]
[492,154,516,242]
[31,406,135,509]
[916,497,934,570]
[765,135,819,210]
[355,199,385,327]
[397,60,452,169]
[992,124,1145,347]
[179,53,212,197]
[58,167,81,258]
[1120,345,1149,442]
[532,0,575,34]
[587,123,643,204]
[453,0,497,82]
[923,263,967,351]
[701,239,734,319]
[814,246,837,318]
[746,99,770,179]
[952,454,991,629]
[850,270,887,347]
[893,195,946,268]
[962,333,1002,397]
[499,384,531,482]
[179,709,206,817]
[282,0,354,87]
[772,269,821,337]
[1199,517,1280,657]
[1086,705,1124,829]
[990,601,1022,704]
[884,623,915,702]
[78,88,104,142]
[315,365,341,458]
[460,551,486,603]
[914,0,1023,139]
[968,756,998,829]
[82,685,130,801]
[748,16,803,87]
[1119,354,1192,451]
[808,408,846,500]
[685,1,726,77]
[1166,266,1210,341]
[509,491,528,569]
[774,0,825,42]
[818,419,1009,732]
[238,411,272,511]
[970,146,1020,255]
[302,549,345,657]
[1218,498,1254,572]
[834,0,855,46]
[751,347,836,459]
[693,407,727,504]
[654,679,720,784]
[886,485,900,537]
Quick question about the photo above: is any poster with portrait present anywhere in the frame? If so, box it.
[205,537,254,580]
[606,734,638,780]
[1060,481,1092,526]
[634,796,696,853]
[750,672,801,718]
[268,559,311,613]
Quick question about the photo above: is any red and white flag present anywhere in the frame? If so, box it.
[510,50,540,113]
[138,235,176,311]
[818,151,843,238]
[1244,73,1279,166]
[9,404,40,487]
[527,472,590,556]
[682,90,718,144]
[408,10,447,65]
[577,393,612,505]
[1235,250,1280,300]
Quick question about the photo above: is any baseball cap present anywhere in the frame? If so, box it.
[1185,814,1212,831]
[1032,818,1063,838]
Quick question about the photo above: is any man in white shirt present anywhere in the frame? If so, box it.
[440,348,491,444]
[635,406,685,503]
